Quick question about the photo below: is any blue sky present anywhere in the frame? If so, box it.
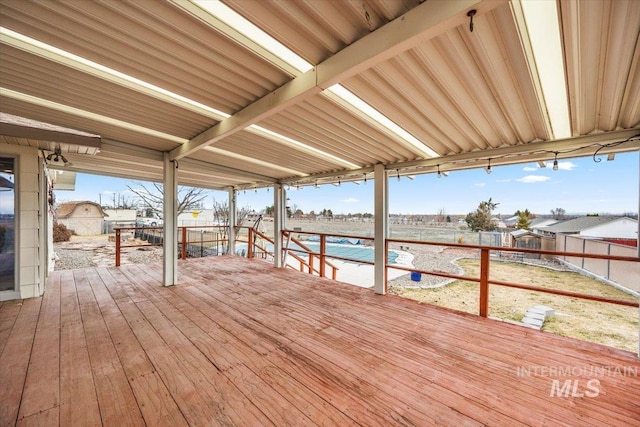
[55,152,639,216]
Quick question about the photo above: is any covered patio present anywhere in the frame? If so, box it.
[1,0,639,294]
[1,0,639,424]
[2,257,639,425]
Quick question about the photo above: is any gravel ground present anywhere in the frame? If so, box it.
[389,245,470,288]
[54,236,163,270]
[388,243,573,289]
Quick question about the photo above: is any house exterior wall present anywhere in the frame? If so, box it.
[579,218,638,239]
[178,209,217,227]
[103,209,136,221]
[0,144,44,301]
[58,204,104,235]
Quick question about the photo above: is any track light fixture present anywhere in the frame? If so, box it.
[396,169,400,181]
[485,159,492,174]
[607,153,615,161]
[552,152,559,171]
[537,160,546,168]
[45,147,71,166]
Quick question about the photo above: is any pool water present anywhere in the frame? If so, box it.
[290,243,400,264]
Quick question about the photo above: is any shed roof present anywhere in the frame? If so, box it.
[0,0,638,189]
[56,201,108,219]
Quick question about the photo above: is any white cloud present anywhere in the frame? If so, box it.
[516,175,551,183]
[556,161,577,171]
[523,166,537,171]
[474,183,486,187]
[342,197,359,203]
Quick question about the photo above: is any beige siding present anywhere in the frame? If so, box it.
[0,144,42,300]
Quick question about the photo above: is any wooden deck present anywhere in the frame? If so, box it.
[1,257,639,426]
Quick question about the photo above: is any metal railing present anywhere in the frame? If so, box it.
[246,227,339,280]
[113,226,639,312]
[385,238,639,315]
[114,225,235,266]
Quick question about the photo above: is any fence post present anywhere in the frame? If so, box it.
[479,248,490,317]
[181,227,187,260]
[248,227,254,258]
[319,234,326,278]
[115,228,121,267]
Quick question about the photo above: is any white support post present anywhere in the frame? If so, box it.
[163,153,178,286]
[374,163,388,295]
[228,187,236,255]
[273,184,285,268]
[38,157,48,296]
[637,151,639,358]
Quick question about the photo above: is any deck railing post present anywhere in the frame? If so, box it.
[320,234,326,278]
[248,227,254,258]
[181,227,187,260]
[479,248,490,317]
[115,228,121,267]
[309,254,314,274]
[384,239,389,293]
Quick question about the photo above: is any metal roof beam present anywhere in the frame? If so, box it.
[178,157,277,183]
[396,128,640,170]
[277,128,639,187]
[170,0,506,161]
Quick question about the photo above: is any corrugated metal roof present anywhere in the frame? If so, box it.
[0,0,638,190]
[538,216,636,233]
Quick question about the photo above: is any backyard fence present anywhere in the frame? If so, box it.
[557,234,639,294]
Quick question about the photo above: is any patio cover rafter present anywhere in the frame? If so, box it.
[170,0,507,161]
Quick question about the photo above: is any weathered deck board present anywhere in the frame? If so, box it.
[18,273,61,420]
[1,256,639,426]
[0,297,42,425]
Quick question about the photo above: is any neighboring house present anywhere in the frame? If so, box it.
[535,216,638,239]
[103,208,137,233]
[503,216,519,228]
[177,209,217,227]
[56,201,108,236]
[529,218,558,230]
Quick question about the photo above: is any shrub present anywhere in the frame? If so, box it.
[53,222,72,242]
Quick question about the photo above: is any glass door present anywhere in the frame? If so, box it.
[0,157,15,291]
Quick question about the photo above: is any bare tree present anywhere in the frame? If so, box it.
[212,199,253,254]
[127,181,209,217]
[550,207,566,220]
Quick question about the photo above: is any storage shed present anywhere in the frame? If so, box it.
[56,201,107,236]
